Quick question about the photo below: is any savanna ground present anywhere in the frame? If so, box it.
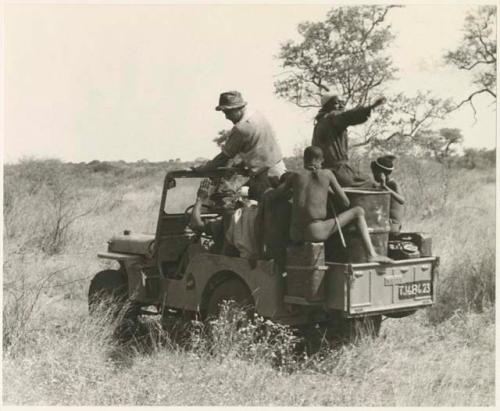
[2,156,496,406]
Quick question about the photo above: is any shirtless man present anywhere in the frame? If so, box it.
[275,146,392,263]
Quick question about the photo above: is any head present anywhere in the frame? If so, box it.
[215,90,247,124]
[303,146,324,169]
[370,155,396,182]
[222,107,246,124]
[320,94,345,112]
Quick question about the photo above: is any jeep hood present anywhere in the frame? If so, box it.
[107,232,155,258]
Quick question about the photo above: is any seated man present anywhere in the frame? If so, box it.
[189,179,236,255]
[190,178,270,260]
[275,146,392,264]
[225,176,270,260]
[255,172,293,270]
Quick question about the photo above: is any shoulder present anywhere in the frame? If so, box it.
[235,110,260,130]
[321,168,336,179]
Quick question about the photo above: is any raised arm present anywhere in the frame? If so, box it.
[328,170,350,208]
[194,152,230,172]
[327,97,386,128]
[189,179,211,232]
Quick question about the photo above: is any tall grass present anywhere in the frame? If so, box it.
[2,158,496,406]
[2,303,494,406]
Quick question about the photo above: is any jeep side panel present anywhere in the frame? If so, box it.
[163,253,289,319]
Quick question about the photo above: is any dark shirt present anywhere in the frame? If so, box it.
[204,217,225,254]
[258,188,292,269]
[312,106,372,168]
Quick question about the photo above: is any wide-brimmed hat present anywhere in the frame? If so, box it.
[320,93,341,108]
[374,155,396,171]
[215,91,247,111]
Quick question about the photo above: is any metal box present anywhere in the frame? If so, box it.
[326,257,438,316]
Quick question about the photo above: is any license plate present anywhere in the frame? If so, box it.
[398,280,431,299]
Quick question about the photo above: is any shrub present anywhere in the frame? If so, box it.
[186,302,302,371]
[4,159,96,254]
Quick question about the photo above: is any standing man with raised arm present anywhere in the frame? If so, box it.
[312,94,386,187]
[194,91,286,186]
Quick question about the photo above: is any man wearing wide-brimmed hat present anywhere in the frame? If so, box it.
[312,94,386,188]
[195,91,286,184]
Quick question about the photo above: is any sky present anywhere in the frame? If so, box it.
[3,2,497,163]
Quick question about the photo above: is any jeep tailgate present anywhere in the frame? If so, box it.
[326,257,438,316]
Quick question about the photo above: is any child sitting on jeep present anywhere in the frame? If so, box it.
[370,155,405,235]
[274,146,392,263]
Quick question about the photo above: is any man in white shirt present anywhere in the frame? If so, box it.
[195,91,286,183]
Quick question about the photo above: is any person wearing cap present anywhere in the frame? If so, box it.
[195,91,286,185]
[312,94,386,187]
[370,155,405,234]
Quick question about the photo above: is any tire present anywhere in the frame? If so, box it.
[205,278,254,320]
[384,310,417,319]
[296,314,382,353]
[88,269,128,318]
[342,315,382,340]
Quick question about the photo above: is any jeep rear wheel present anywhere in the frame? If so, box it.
[205,278,254,320]
[341,315,382,340]
[384,309,417,319]
[88,269,128,318]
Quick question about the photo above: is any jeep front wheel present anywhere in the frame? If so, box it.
[88,269,128,318]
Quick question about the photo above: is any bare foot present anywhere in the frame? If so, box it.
[368,254,394,264]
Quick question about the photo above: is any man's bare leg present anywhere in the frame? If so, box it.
[336,206,393,263]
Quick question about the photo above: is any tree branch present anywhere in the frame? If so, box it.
[450,88,497,120]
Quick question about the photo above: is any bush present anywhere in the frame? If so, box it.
[187,302,302,372]
[4,159,95,254]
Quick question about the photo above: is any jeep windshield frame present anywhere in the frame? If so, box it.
[154,167,251,252]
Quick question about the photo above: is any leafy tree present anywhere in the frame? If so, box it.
[275,6,455,155]
[444,6,496,116]
[457,147,496,169]
[213,129,229,148]
[361,91,454,154]
[417,128,464,163]
[275,5,398,108]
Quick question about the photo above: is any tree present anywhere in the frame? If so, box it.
[417,128,464,163]
[213,129,229,148]
[444,6,496,116]
[275,5,398,108]
[274,6,455,155]
[360,91,454,154]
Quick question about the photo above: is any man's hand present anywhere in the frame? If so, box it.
[372,97,386,109]
[379,173,388,188]
[196,179,211,201]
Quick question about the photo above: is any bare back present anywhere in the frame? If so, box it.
[290,169,332,227]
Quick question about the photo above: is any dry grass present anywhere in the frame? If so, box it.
[2,158,496,406]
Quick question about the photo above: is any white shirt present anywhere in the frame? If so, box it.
[225,200,259,259]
